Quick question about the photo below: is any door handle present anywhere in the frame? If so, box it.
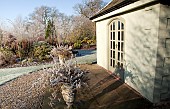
[115,44,118,48]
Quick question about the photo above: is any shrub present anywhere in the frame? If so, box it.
[0,47,16,66]
[73,40,82,49]
[81,37,96,49]
[0,52,6,66]
[14,39,33,59]
[32,41,52,61]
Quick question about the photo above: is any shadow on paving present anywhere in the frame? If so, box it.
[75,64,152,109]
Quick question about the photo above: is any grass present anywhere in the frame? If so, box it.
[75,53,96,64]
[0,64,53,85]
[0,50,97,85]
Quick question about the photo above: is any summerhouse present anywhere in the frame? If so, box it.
[90,0,170,103]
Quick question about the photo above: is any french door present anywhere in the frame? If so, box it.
[109,20,125,71]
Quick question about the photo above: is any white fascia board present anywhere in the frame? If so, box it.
[92,0,158,22]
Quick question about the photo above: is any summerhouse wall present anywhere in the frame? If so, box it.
[95,1,160,103]
[153,4,170,103]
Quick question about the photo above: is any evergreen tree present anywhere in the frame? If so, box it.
[45,19,56,40]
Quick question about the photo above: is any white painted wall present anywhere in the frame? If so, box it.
[95,1,162,103]
[96,20,110,69]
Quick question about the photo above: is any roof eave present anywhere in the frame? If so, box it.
[90,0,170,21]
[90,0,139,20]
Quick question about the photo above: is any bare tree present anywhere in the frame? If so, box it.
[7,16,28,40]
[29,6,58,38]
[70,16,95,40]
[73,0,106,18]
[14,16,26,39]
[71,0,107,46]
[0,29,3,47]
[56,13,74,43]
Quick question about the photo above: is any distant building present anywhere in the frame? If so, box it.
[90,0,170,103]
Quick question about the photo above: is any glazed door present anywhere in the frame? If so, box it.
[109,20,124,71]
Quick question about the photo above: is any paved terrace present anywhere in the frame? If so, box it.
[75,64,152,109]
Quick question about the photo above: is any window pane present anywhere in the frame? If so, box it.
[110,59,112,66]
[121,23,124,30]
[110,24,112,30]
[118,42,120,50]
[113,22,115,30]
[111,41,112,49]
[118,32,120,41]
[111,32,112,40]
[113,32,115,40]
[113,41,115,49]
[118,21,120,30]
[110,50,112,58]
[121,42,124,51]
[121,31,124,41]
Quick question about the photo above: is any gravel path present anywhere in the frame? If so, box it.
[0,70,49,109]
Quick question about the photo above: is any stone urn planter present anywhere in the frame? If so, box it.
[61,84,75,108]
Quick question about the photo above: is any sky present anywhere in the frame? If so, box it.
[0,0,111,24]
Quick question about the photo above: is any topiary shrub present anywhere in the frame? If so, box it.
[32,41,52,61]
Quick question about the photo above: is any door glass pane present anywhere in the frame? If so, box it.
[113,60,115,67]
[113,51,115,58]
[118,21,120,30]
[121,42,124,51]
[118,42,120,51]
[118,32,120,41]
[117,62,120,67]
[113,41,115,49]
[121,23,124,30]
[113,32,115,40]
[120,63,123,68]
[121,31,124,41]
[118,52,120,61]
[113,22,115,30]
[121,53,123,62]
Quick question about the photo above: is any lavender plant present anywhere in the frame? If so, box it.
[47,47,89,108]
